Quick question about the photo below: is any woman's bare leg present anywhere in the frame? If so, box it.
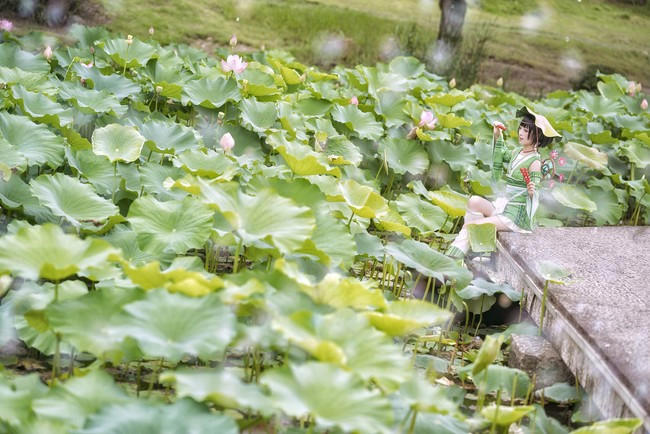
[467,195,496,217]
[447,204,510,258]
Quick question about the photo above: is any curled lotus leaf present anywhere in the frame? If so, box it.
[121,260,223,297]
[365,299,453,336]
[563,141,608,171]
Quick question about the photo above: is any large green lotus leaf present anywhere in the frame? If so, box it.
[311,211,356,267]
[121,260,223,297]
[385,239,472,288]
[412,412,470,434]
[181,77,240,108]
[100,38,158,68]
[0,224,120,281]
[395,193,448,234]
[374,203,412,236]
[378,138,429,175]
[331,104,384,140]
[102,226,167,265]
[0,174,56,221]
[138,162,187,200]
[261,362,393,434]
[0,65,50,91]
[300,273,387,310]
[30,173,120,229]
[270,134,341,177]
[46,287,143,361]
[563,142,608,171]
[295,98,332,117]
[375,90,409,127]
[235,189,316,254]
[618,140,650,168]
[239,97,277,131]
[436,112,472,129]
[32,370,129,429]
[425,90,468,107]
[365,299,453,336]
[468,223,496,253]
[530,404,570,434]
[471,334,502,376]
[456,278,520,302]
[66,149,120,197]
[551,184,597,213]
[338,179,389,218]
[138,119,201,154]
[324,136,363,167]
[0,44,50,73]
[0,112,65,170]
[58,81,126,116]
[534,382,580,404]
[127,196,214,255]
[429,142,477,172]
[72,64,140,99]
[0,136,28,173]
[0,374,48,428]
[176,148,237,179]
[429,187,468,217]
[111,291,236,363]
[576,92,623,119]
[92,124,145,163]
[569,418,642,434]
[596,81,624,100]
[160,368,274,415]
[74,399,238,434]
[389,56,425,77]
[472,365,530,399]
[10,84,74,127]
[273,310,411,390]
[399,378,460,414]
[481,404,534,426]
[588,187,623,225]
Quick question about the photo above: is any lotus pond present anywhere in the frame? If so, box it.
[0,26,647,433]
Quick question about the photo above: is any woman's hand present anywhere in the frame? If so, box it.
[493,121,506,139]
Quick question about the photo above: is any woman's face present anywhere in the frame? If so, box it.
[518,124,534,147]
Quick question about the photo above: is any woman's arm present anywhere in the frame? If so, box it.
[491,134,506,182]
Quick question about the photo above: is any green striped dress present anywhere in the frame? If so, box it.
[491,135,541,232]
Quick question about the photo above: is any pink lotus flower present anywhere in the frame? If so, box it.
[220,133,235,152]
[642,99,648,110]
[418,110,437,130]
[449,78,456,88]
[549,180,555,189]
[44,46,53,60]
[627,81,636,97]
[229,34,237,48]
[350,96,359,106]
[550,149,559,160]
[149,27,155,36]
[558,157,566,166]
[558,174,565,182]
[221,55,248,74]
[0,19,13,32]
[81,61,93,68]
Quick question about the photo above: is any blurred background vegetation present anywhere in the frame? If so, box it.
[2,0,650,97]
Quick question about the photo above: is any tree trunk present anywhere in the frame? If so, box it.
[432,0,467,76]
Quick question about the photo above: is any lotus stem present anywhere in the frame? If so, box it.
[136,361,142,397]
[474,294,485,336]
[411,273,422,298]
[633,192,646,225]
[489,389,502,434]
[392,263,402,295]
[538,280,549,336]
[511,373,518,406]
[630,162,635,181]
[232,238,243,273]
[148,358,164,396]
[380,257,389,290]
[519,286,525,322]
[407,409,418,434]
[567,160,578,184]
[112,162,117,203]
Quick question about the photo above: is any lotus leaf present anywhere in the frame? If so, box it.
[74,398,238,434]
[0,224,119,281]
[480,404,534,426]
[111,290,235,363]
[92,124,145,163]
[261,362,393,434]
[127,195,214,255]
[366,299,452,336]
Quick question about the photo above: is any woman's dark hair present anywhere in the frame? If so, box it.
[519,114,553,148]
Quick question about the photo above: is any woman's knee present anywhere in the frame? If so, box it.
[468,195,485,211]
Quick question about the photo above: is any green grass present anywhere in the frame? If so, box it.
[92,0,650,94]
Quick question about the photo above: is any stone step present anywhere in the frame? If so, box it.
[493,226,650,432]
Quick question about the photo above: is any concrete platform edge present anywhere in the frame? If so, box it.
[495,239,650,433]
